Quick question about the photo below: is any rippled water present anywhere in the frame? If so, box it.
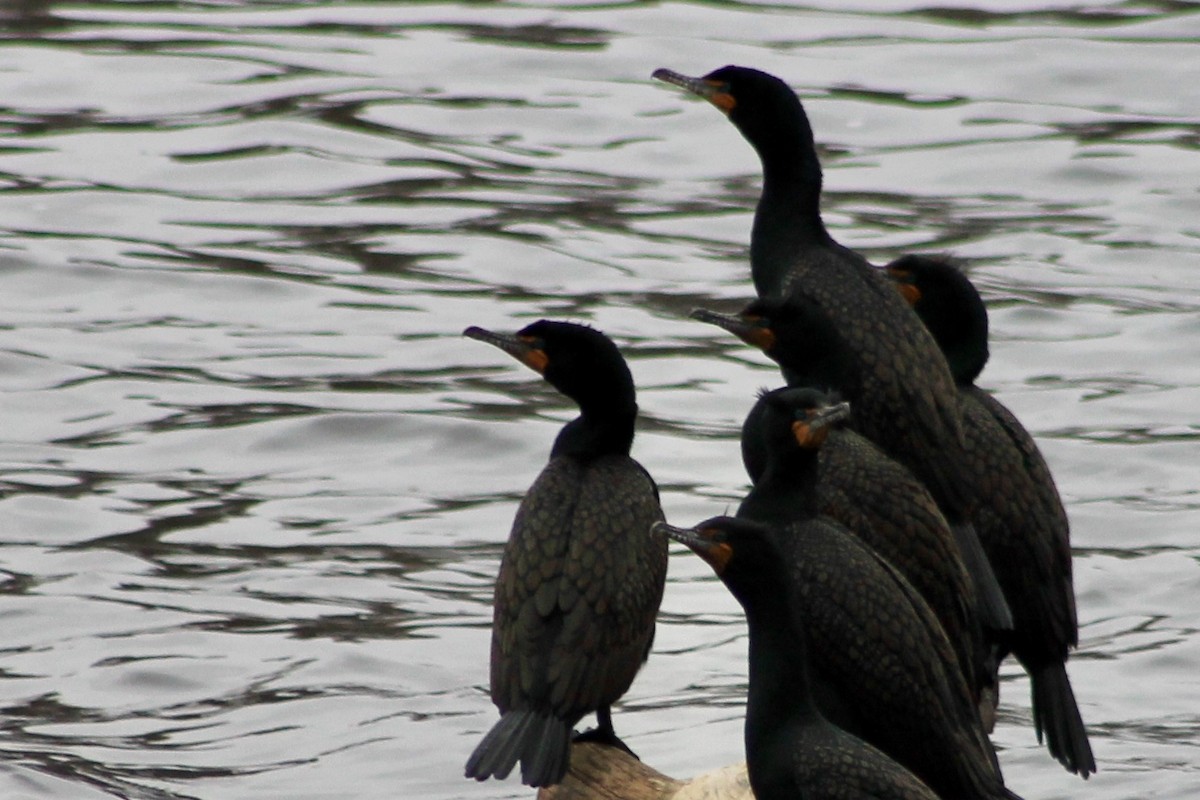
[1,2,1198,798]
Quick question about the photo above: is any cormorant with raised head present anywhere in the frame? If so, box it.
[653,65,1011,637]
[463,320,667,787]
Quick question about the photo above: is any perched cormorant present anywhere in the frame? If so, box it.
[888,255,1095,777]
[652,65,1010,631]
[733,387,1019,800]
[733,385,990,718]
[462,320,667,787]
[693,298,1012,653]
[655,515,941,800]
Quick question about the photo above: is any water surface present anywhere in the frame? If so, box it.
[1,2,1199,798]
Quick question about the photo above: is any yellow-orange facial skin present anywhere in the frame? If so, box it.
[896,282,921,306]
[739,320,776,353]
[704,81,737,114]
[463,326,549,375]
[651,69,735,115]
[887,267,922,306]
[695,534,734,575]
[791,419,829,450]
[789,400,850,449]
[654,520,734,576]
[517,336,549,374]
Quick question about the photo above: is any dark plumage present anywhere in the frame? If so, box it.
[737,387,989,716]
[733,387,1019,800]
[654,65,1012,638]
[655,515,940,800]
[462,321,667,787]
[694,298,1012,654]
[888,255,1095,777]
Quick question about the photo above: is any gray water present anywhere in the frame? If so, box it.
[1,2,1198,798]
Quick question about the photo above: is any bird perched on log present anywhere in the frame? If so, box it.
[463,320,667,787]
[657,514,942,800]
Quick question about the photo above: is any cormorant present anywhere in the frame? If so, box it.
[652,64,1010,634]
[655,515,941,800]
[734,384,990,719]
[462,320,667,787]
[693,298,1012,662]
[733,387,1020,800]
[888,254,1095,777]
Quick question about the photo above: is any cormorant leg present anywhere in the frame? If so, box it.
[573,706,639,759]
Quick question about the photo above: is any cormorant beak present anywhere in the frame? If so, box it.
[808,401,851,431]
[652,68,736,114]
[463,326,549,374]
[652,521,732,574]
[689,308,776,352]
[791,401,851,449]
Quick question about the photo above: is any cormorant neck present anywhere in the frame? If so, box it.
[739,448,820,522]
[550,401,637,460]
[743,591,821,750]
[942,336,988,388]
[750,143,832,298]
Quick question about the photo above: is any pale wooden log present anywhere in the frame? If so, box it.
[537,743,753,800]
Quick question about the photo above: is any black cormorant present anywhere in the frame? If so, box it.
[655,515,941,800]
[462,320,667,787]
[653,65,1010,634]
[693,298,1012,653]
[733,387,1020,800]
[734,384,990,718]
[888,255,1095,777]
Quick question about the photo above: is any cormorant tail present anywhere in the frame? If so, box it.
[464,709,572,787]
[521,712,573,787]
[1031,661,1096,778]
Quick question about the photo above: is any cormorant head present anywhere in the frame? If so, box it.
[652,65,816,160]
[653,515,777,575]
[653,516,793,609]
[759,386,850,453]
[690,298,855,397]
[886,255,989,385]
[464,320,636,414]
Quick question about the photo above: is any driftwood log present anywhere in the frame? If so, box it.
[537,743,753,800]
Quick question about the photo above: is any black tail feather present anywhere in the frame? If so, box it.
[464,709,530,781]
[522,713,572,786]
[1031,662,1096,778]
[465,710,572,787]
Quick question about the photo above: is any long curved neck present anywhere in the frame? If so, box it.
[777,349,855,399]
[551,397,637,460]
[749,133,832,298]
[741,579,821,751]
[766,305,860,398]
